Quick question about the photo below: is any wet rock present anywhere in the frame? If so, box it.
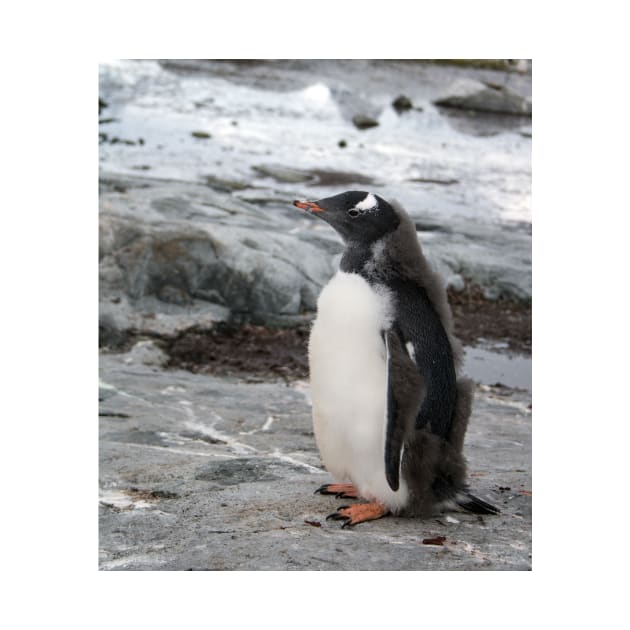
[446,274,466,292]
[99,60,531,339]
[99,174,151,194]
[203,175,249,192]
[438,107,527,137]
[99,296,230,344]
[252,164,315,184]
[125,340,169,367]
[434,78,532,116]
[100,214,330,322]
[352,114,379,129]
[310,169,376,187]
[414,221,451,233]
[99,169,530,342]
[253,164,376,187]
[99,178,335,339]
[430,59,528,72]
[419,217,531,302]
[409,177,459,185]
[392,94,413,112]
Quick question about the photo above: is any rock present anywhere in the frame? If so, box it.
[99,172,530,341]
[418,217,532,302]
[124,340,169,367]
[307,169,376,186]
[99,177,335,340]
[252,164,315,184]
[352,114,379,129]
[446,274,466,292]
[203,175,249,192]
[99,352,531,570]
[434,78,532,116]
[392,94,413,112]
[252,164,376,187]
[191,131,212,139]
[409,177,459,185]
[100,214,331,319]
[338,139,347,148]
[99,296,230,348]
[429,59,527,72]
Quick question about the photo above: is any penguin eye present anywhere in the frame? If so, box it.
[348,208,361,218]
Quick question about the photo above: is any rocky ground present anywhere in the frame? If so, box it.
[99,351,531,571]
[99,60,532,570]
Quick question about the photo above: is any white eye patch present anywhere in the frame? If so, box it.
[354,193,378,212]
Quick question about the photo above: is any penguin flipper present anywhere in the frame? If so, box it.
[384,329,427,492]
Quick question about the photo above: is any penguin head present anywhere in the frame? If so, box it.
[293,191,400,244]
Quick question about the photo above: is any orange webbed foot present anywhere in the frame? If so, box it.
[326,502,389,529]
[314,483,360,499]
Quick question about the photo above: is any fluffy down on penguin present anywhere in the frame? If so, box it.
[293,191,499,528]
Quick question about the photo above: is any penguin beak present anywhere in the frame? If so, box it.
[293,200,324,213]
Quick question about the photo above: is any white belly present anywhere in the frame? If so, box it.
[308,271,409,512]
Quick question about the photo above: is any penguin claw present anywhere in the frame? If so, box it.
[315,483,359,499]
[325,502,389,528]
[326,505,351,521]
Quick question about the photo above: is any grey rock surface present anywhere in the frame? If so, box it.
[125,340,170,367]
[99,352,532,571]
[352,114,380,129]
[420,217,532,301]
[99,177,336,339]
[99,173,531,342]
[99,60,532,340]
[434,78,532,115]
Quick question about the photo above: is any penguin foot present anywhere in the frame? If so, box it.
[326,502,389,529]
[315,483,359,499]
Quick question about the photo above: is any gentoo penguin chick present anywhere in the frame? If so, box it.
[293,191,499,527]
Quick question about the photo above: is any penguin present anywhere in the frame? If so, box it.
[293,191,499,528]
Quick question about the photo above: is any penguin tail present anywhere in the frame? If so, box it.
[456,492,500,515]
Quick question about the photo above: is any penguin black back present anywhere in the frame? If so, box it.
[387,278,457,438]
[295,191,461,439]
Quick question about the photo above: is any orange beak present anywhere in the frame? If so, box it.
[293,200,324,213]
